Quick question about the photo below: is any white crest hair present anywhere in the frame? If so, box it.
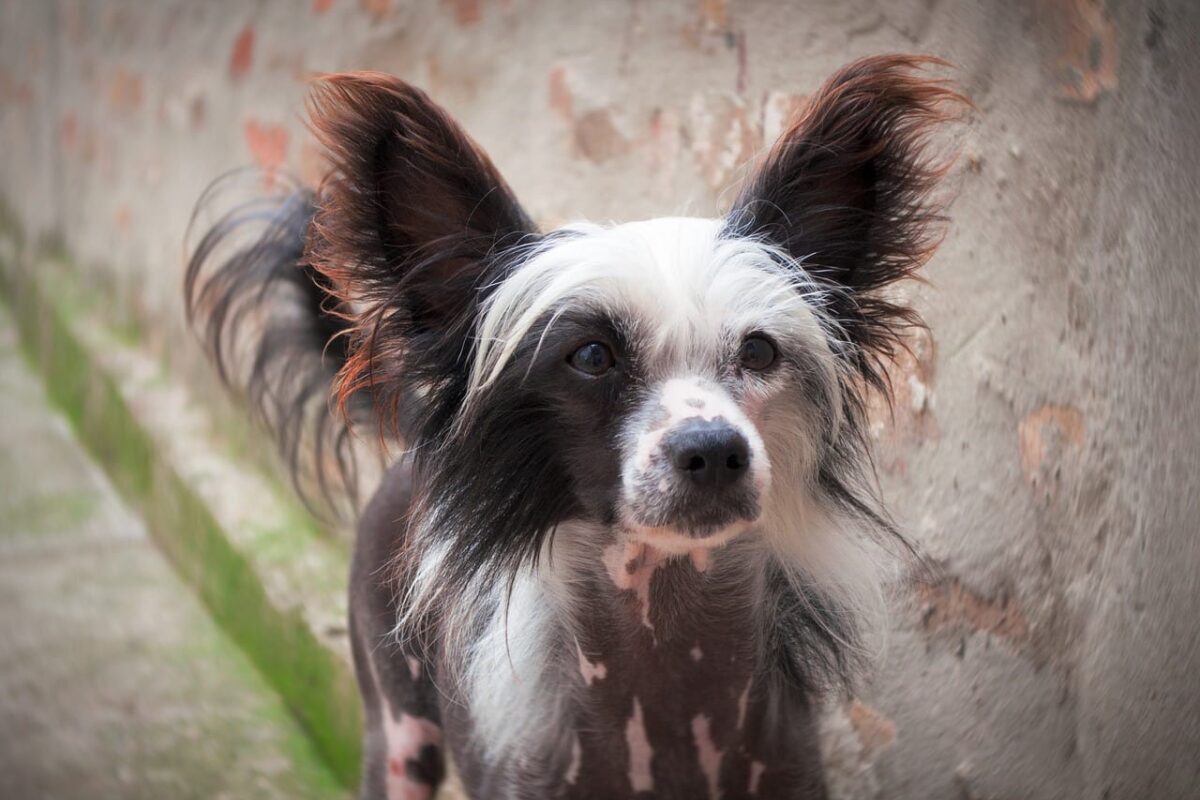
[467,218,846,413]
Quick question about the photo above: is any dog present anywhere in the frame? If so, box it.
[185,54,963,799]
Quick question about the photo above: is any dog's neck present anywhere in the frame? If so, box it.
[575,540,765,796]
[456,526,830,798]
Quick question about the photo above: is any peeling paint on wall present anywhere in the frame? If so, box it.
[916,578,1030,646]
[1018,404,1085,484]
[229,26,255,80]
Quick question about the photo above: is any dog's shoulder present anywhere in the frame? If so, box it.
[352,457,416,603]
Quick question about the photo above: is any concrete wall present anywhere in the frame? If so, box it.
[2,0,1198,797]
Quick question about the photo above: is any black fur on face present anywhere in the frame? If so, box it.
[418,305,644,584]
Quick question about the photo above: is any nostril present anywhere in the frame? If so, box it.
[726,453,744,471]
[687,454,707,473]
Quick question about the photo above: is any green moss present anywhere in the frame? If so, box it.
[0,489,103,535]
[0,249,363,789]
[149,470,361,782]
[34,230,69,264]
[108,314,147,348]
[0,194,24,247]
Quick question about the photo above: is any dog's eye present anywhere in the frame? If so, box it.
[738,336,777,371]
[569,342,615,375]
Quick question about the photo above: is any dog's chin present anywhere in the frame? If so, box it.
[623,517,758,555]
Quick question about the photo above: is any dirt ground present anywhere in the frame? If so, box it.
[0,305,345,799]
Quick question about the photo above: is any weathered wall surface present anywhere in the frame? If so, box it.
[2,1,1198,797]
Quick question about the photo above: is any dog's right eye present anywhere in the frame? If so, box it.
[568,342,615,376]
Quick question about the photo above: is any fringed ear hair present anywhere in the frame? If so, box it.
[304,72,540,435]
[727,55,967,395]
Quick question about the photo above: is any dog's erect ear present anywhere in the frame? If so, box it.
[304,72,538,424]
[727,55,965,391]
[307,72,537,329]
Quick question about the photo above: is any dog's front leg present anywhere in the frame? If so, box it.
[350,463,445,800]
[350,607,443,800]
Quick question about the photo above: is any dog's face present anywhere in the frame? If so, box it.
[306,57,960,572]
[465,218,842,553]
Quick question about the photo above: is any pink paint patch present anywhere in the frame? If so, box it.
[734,29,748,94]
[312,0,334,12]
[690,548,710,573]
[443,0,482,26]
[692,714,722,799]
[243,119,288,183]
[106,68,143,115]
[114,205,132,235]
[626,698,654,792]
[548,64,573,121]
[1018,404,1085,483]
[229,26,255,79]
[645,107,682,179]
[60,113,79,152]
[360,0,392,19]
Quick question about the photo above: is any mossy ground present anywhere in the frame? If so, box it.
[0,231,363,789]
[0,302,347,799]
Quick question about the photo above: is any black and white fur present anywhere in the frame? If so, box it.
[185,55,963,799]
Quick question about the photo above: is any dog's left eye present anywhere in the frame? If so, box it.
[738,336,777,371]
[569,342,615,375]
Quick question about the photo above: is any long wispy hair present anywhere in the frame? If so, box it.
[183,170,365,516]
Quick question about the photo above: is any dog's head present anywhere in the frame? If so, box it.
[464,216,832,556]
[307,56,961,571]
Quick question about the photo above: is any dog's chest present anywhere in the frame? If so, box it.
[566,557,762,798]
[441,542,827,798]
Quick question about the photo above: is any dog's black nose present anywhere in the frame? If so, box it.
[665,418,751,488]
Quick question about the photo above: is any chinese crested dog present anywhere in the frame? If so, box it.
[186,54,963,799]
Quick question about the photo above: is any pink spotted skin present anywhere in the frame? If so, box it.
[553,538,828,800]
[351,460,829,800]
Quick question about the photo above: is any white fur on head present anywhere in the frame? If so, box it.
[468,218,842,405]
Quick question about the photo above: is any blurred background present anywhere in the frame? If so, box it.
[1,1,1198,798]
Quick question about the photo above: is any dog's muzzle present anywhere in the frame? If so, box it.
[621,379,769,543]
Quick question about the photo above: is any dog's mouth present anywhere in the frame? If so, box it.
[622,516,758,555]
[620,456,764,548]
[619,482,763,554]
